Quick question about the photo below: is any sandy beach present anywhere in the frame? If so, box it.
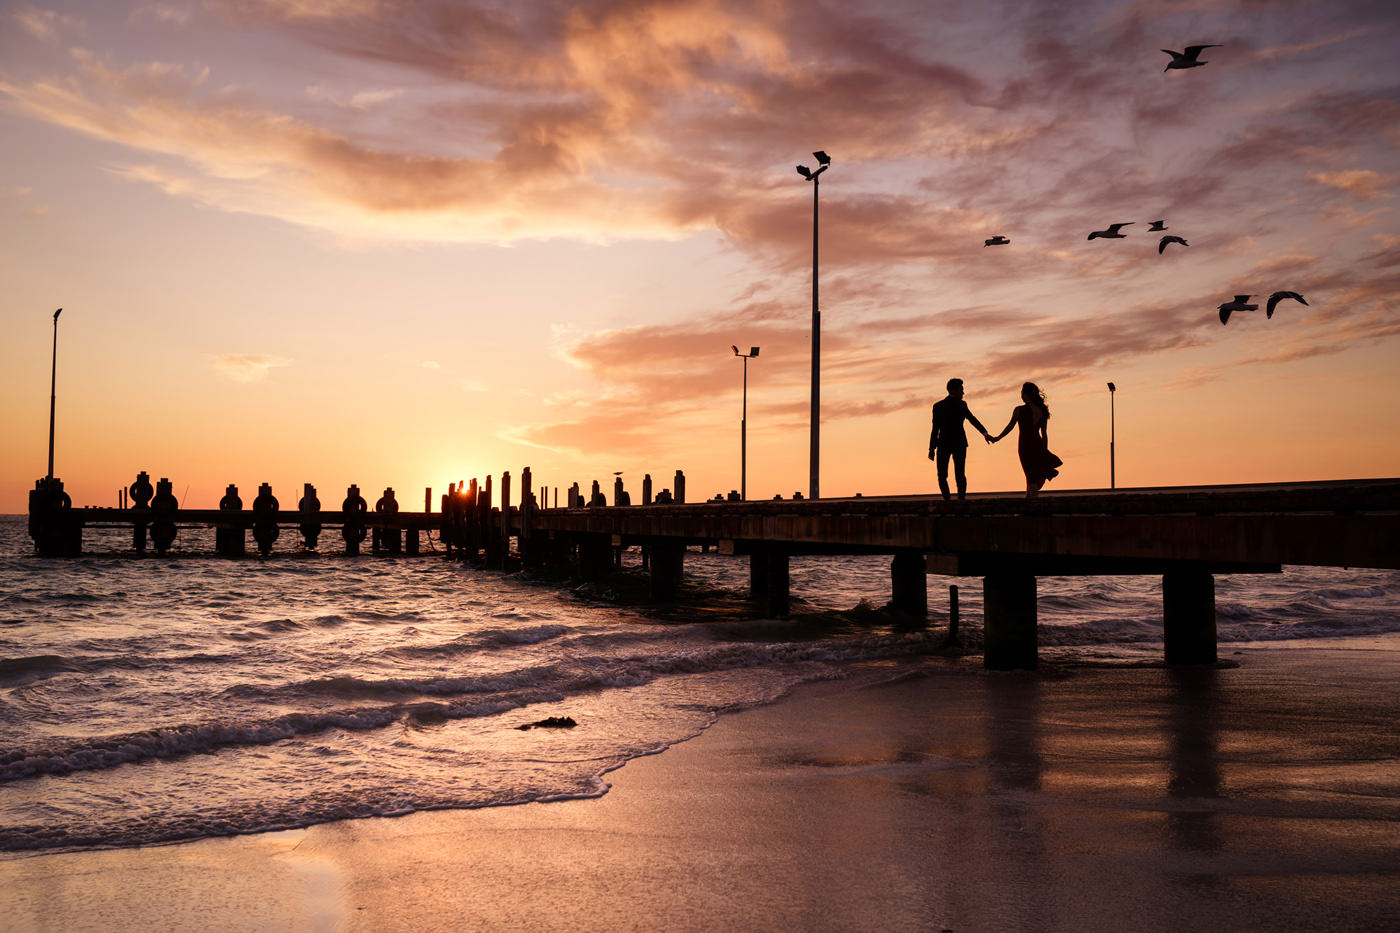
[5,646,1399,932]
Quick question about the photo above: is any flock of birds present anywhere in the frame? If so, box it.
[979,44,1310,326]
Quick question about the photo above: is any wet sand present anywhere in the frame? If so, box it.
[5,647,1400,931]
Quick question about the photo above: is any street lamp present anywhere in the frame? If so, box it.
[732,345,760,500]
[796,149,830,500]
[1107,382,1116,490]
[48,308,62,481]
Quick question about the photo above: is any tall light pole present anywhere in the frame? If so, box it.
[1107,381,1116,490]
[796,150,830,500]
[732,346,760,500]
[48,308,62,481]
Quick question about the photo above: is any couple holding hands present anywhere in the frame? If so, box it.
[928,378,1062,500]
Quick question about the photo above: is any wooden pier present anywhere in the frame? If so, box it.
[27,472,1400,671]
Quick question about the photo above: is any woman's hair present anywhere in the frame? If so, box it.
[1022,381,1049,418]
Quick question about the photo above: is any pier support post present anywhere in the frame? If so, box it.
[1163,570,1217,665]
[749,549,770,598]
[983,571,1038,670]
[759,548,790,618]
[577,534,612,581]
[891,550,928,618]
[649,540,685,600]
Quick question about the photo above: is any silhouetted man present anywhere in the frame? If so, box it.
[929,378,990,500]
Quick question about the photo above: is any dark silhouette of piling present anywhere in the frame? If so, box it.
[129,471,153,553]
[151,478,179,555]
[342,484,367,556]
[217,483,245,557]
[251,483,279,556]
[298,483,321,550]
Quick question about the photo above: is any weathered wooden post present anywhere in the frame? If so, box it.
[1163,570,1217,665]
[577,533,612,581]
[674,470,686,504]
[217,483,244,557]
[251,482,279,557]
[499,472,512,568]
[948,585,961,644]
[151,478,179,555]
[440,485,454,556]
[521,467,539,566]
[342,484,368,556]
[983,570,1037,670]
[762,547,790,618]
[643,474,653,505]
[375,487,401,555]
[589,480,604,506]
[750,548,770,598]
[649,540,686,599]
[298,483,321,550]
[129,471,153,553]
[891,549,928,617]
[28,477,80,557]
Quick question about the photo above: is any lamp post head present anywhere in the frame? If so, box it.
[813,150,831,166]
[54,308,62,321]
[795,165,811,179]
[750,347,760,357]
[732,345,740,355]
[1107,382,1116,392]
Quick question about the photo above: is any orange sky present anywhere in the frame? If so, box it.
[2,0,1398,513]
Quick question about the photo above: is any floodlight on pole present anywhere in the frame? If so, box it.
[733,345,760,500]
[1107,382,1116,490]
[795,150,831,500]
[47,308,62,481]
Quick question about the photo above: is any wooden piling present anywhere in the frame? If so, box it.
[891,549,927,617]
[1163,570,1217,665]
[649,540,685,599]
[983,571,1037,670]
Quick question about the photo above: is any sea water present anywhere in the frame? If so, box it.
[2,515,1397,854]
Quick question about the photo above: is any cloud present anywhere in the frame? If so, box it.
[213,353,291,382]
[1309,169,1398,201]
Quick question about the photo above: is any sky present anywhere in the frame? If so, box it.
[2,0,1398,513]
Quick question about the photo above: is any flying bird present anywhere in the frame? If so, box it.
[1158,235,1188,253]
[1162,45,1221,71]
[1147,220,1167,231]
[1266,291,1308,318]
[1088,223,1133,240]
[984,235,1010,247]
[1218,294,1258,325]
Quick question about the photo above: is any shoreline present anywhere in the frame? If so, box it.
[5,645,1400,931]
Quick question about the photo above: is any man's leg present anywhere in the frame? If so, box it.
[952,446,968,499]
[936,448,953,500]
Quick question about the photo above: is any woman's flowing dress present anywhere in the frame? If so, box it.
[1016,406,1062,485]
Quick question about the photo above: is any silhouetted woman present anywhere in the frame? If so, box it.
[990,382,1062,498]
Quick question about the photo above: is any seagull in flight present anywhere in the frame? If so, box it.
[1158,235,1188,253]
[1266,291,1308,318]
[1218,295,1258,325]
[1162,45,1221,71]
[1088,223,1133,240]
[984,235,1010,247]
[1147,220,1167,231]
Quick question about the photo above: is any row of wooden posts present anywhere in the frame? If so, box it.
[30,468,700,558]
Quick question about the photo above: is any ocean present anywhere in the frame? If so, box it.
[2,514,1397,856]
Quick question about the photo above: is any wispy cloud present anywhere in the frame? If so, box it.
[213,353,291,382]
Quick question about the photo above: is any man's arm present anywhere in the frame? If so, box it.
[964,403,990,439]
